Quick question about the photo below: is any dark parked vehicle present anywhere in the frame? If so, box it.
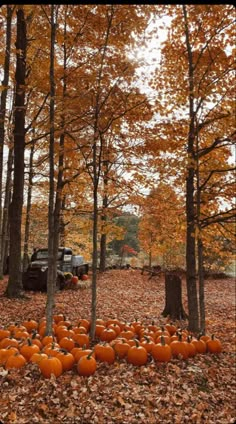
[22,247,89,292]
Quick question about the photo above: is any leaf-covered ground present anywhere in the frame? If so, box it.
[0,270,235,424]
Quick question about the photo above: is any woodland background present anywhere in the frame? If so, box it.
[0,5,235,423]
[0,5,235,334]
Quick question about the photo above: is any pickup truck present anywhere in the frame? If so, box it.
[22,247,89,292]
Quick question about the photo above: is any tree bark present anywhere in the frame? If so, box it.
[0,147,13,275]
[182,5,199,332]
[0,6,13,276]
[46,4,57,335]
[99,188,108,272]
[23,143,34,271]
[198,237,206,333]
[162,272,188,320]
[6,6,26,298]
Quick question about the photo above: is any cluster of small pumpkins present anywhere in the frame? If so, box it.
[64,273,89,290]
[0,316,222,378]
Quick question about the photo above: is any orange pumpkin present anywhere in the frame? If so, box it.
[170,335,188,359]
[0,347,19,366]
[56,350,75,371]
[140,336,155,353]
[22,319,38,333]
[59,336,75,352]
[74,347,95,363]
[30,352,48,365]
[191,337,207,354]
[152,336,172,363]
[206,335,222,353]
[77,352,97,376]
[39,356,63,378]
[100,328,117,342]
[94,343,115,364]
[73,333,90,348]
[0,328,11,340]
[5,352,26,369]
[113,339,130,359]
[127,340,148,366]
[20,338,40,361]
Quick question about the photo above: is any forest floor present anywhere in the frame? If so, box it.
[0,269,235,424]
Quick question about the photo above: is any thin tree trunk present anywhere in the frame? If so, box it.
[0,147,13,275]
[6,6,27,298]
[0,6,13,273]
[99,156,109,272]
[46,4,57,335]
[99,194,108,272]
[100,232,107,271]
[90,137,98,340]
[198,237,205,333]
[23,143,34,271]
[90,10,114,340]
[59,195,66,246]
[196,133,206,333]
[183,5,199,333]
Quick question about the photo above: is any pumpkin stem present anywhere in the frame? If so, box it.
[59,348,68,354]
[160,335,166,346]
[177,333,183,342]
[87,351,94,359]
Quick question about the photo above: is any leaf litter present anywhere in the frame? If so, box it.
[0,270,235,424]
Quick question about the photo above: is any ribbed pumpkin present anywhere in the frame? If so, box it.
[94,343,115,364]
[77,352,97,376]
[206,335,222,353]
[20,338,40,361]
[127,340,148,366]
[56,349,75,371]
[152,336,172,363]
[39,356,63,378]
[113,339,130,359]
[5,352,26,369]
[170,334,188,359]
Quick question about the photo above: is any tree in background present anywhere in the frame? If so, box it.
[0,6,14,276]
[138,183,185,269]
[144,4,235,332]
[6,6,27,297]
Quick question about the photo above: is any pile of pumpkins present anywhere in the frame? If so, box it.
[64,273,89,290]
[0,316,222,378]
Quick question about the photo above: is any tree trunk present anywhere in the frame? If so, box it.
[99,189,108,272]
[0,6,13,274]
[6,6,26,298]
[59,195,66,246]
[182,5,199,332]
[198,237,206,333]
[196,131,206,334]
[0,146,13,275]
[99,156,109,272]
[162,272,188,320]
[100,232,107,272]
[46,5,57,335]
[23,143,34,272]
